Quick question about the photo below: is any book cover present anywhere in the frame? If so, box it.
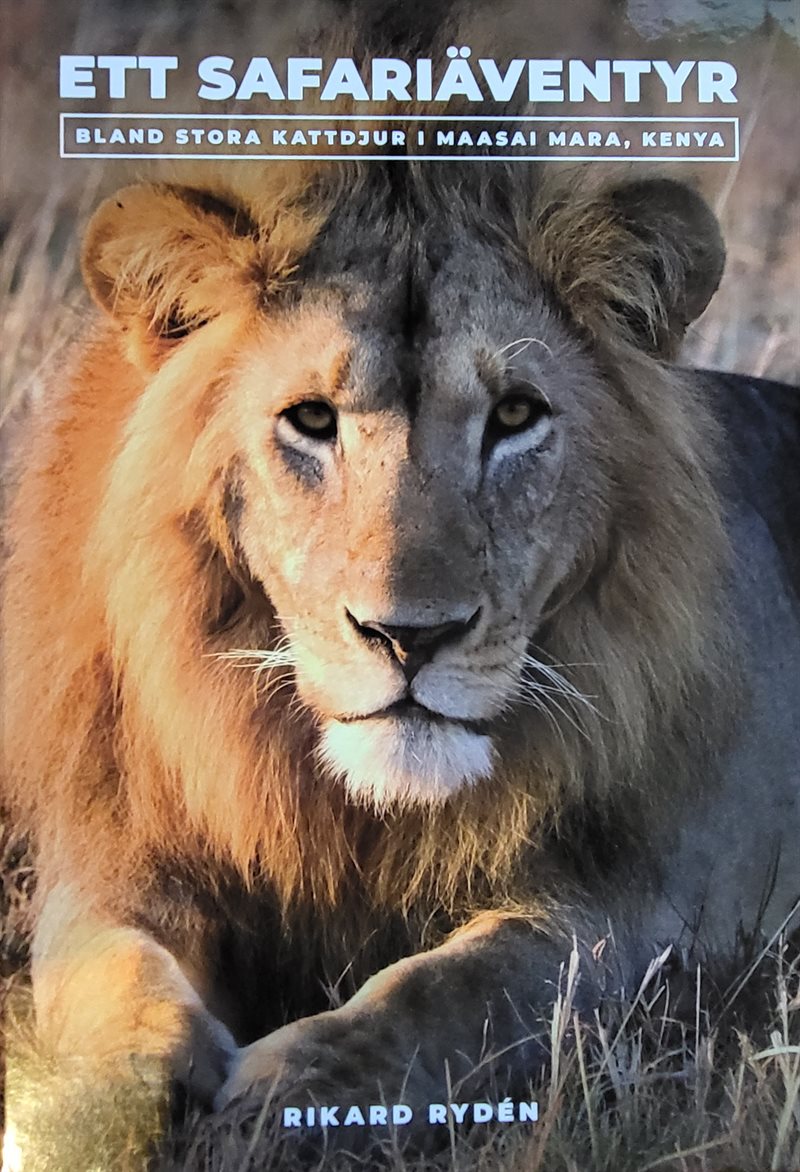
[1,2,798,1170]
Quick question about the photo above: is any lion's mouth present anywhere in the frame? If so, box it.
[338,696,493,735]
[317,707,496,806]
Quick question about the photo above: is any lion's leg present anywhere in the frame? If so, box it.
[218,909,619,1113]
[31,882,236,1103]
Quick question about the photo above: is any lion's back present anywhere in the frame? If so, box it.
[712,371,800,591]
[648,370,800,955]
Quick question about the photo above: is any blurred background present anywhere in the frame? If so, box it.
[1,0,798,426]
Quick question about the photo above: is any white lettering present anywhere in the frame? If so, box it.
[287,57,322,100]
[197,56,236,101]
[96,55,137,99]
[478,58,525,102]
[371,58,413,101]
[612,59,652,102]
[237,57,285,101]
[653,60,695,103]
[529,59,564,101]
[320,58,370,102]
[697,61,737,102]
[497,1098,515,1122]
[60,55,96,98]
[416,59,433,101]
[568,59,611,102]
[136,56,178,99]
[434,56,482,102]
[61,54,178,100]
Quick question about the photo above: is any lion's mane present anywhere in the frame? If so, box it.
[2,163,732,934]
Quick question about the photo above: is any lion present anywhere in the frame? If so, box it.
[2,161,799,1151]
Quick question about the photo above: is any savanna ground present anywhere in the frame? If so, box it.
[2,838,799,1172]
[1,1,799,1169]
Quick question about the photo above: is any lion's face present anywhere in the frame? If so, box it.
[81,171,725,811]
[224,232,613,806]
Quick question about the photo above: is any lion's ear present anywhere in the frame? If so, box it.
[537,177,725,358]
[81,183,260,345]
[608,178,725,351]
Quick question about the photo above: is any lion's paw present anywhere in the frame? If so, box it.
[215,1007,436,1119]
[177,1006,239,1105]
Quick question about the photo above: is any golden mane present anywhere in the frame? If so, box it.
[2,162,733,930]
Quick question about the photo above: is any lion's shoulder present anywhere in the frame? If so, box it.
[701,370,800,594]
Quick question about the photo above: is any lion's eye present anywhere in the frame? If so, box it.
[488,393,550,439]
[282,401,337,442]
[494,396,533,430]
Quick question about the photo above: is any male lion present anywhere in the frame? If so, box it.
[2,163,799,1144]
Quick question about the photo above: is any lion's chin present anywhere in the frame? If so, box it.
[317,715,495,809]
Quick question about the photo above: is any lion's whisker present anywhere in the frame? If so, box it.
[210,647,296,673]
[497,668,572,747]
[522,654,605,721]
[512,681,592,743]
[496,659,597,743]
[524,690,570,750]
[493,335,554,362]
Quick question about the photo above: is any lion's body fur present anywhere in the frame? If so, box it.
[2,161,798,1090]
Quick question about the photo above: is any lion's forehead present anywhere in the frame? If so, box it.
[272,244,571,416]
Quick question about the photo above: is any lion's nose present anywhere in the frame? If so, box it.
[346,608,481,683]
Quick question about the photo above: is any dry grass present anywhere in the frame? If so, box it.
[164,940,800,1172]
[2,892,798,1172]
[2,817,798,1171]
[3,816,798,1170]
